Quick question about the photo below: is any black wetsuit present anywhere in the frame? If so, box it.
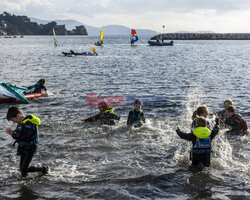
[225,114,247,135]
[12,115,45,177]
[84,111,120,125]
[27,81,47,94]
[176,120,219,167]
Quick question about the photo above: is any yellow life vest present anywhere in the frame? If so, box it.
[193,127,211,139]
[104,108,114,114]
[21,114,40,126]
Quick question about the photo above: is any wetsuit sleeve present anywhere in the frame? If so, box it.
[12,122,36,141]
[231,116,244,133]
[12,130,21,141]
[225,116,243,133]
[27,85,34,90]
[176,129,195,142]
[41,85,47,91]
[127,111,132,126]
[141,112,146,123]
[211,120,220,140]
[105,113,120,120]
[84,114,100,123]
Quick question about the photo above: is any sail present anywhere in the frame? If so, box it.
[100,27,104,44]
[95,27,104,46]
[131,29,138,45]
[52,28,58,46]
[0,82,28,103]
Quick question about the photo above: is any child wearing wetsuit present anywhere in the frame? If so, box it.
[5,106,48,177]
[82,101,120,125]
[216,99,234,122]
[191,105,210,130]
[24,78,47,94]
[176,116,219,168]
[225,105,247,136]
[127,99,146,128]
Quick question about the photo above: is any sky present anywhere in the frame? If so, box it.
[1,0,250,33]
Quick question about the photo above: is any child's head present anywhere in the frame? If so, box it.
[6,106,23,123]
[192,105,208,120]
[38,78,46,85]
[98,101,109,112]
[223,99,233,109]
[196,116,207,127]
[134,99,143,111]
[226,105,236,118]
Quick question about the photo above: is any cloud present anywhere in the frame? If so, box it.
[1,0,250,32]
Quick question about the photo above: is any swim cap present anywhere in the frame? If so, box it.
[92,47,96,52]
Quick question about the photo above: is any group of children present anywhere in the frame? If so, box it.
[5,98,247,177]
[177,99,248,168]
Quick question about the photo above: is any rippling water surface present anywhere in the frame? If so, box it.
[0,36,249,199]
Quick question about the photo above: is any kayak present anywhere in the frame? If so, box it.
[62,51,98,56]
[148,40,174,46]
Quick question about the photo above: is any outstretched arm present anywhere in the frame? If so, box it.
[176,127,194,141]
[127,111,132,126]
[82,114,100,123]
[106,113,120,120]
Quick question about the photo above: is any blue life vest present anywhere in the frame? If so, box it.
[16,115,40,147]
[131,110,142,122]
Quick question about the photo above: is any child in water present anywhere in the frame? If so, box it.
[191,105,209,130]
[24,78,47,94]
[127,99,146,128]
[82,101,120,125]
[5,106,48,177]
[176,116,220,168]
[224,105,248,136]
[216,99,234,122]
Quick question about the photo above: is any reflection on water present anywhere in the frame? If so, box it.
[0,36,249,199]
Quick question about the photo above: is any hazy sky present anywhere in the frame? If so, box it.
[1,0,250,32]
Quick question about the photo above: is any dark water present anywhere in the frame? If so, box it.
[0,36,249,199]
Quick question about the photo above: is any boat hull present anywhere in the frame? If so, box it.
[0,91,47,104]
[148,40,174,46]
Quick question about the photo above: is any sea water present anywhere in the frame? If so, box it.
[0,36,249,199]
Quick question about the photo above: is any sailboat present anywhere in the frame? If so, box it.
[95,27,104,47]
[130,29,138,45]
[52,28,58,46]
[0,82,46,104]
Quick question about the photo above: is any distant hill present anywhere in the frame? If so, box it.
[30,18,157,36]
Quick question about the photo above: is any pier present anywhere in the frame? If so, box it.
[151,33,250,40]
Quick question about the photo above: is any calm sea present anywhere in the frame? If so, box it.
[0,36,249,199]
